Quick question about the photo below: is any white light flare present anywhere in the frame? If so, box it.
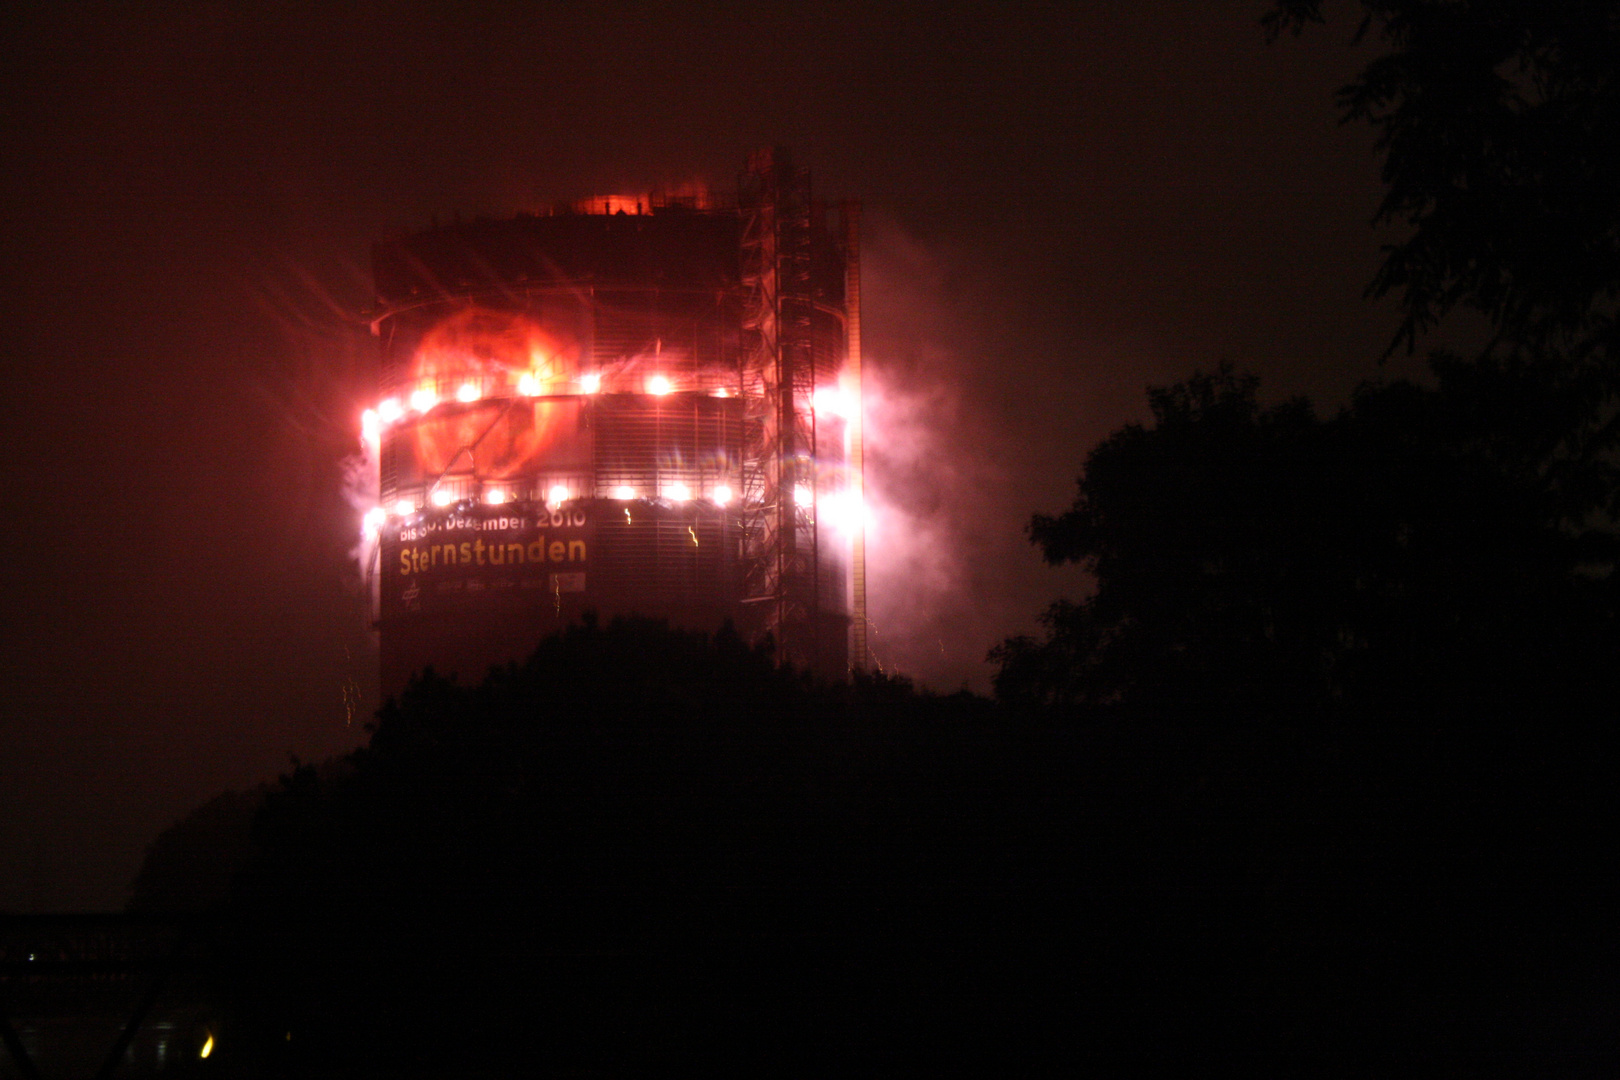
[360,409,381,451]
[517,372,543,397]
[377,398,404,424]
[392,498,415,517]
[362,506,387,535]
[456,382,480,403]
[647,375,673,396]
[812,385,850,419]
[410,387,438,413]
[712,484,733,508]
[548,483,570,506]
[484,488,507,505]
[794,484,814,508]
[580,372,601,394]
[430,488,455,508]
[665,481,690,502]
[613,485,636,501]
[821,489,869,536]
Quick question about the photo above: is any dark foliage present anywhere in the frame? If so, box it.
[204,618,1082,1073]
[170,614,1614,1074]
[1268,1,1620,520]
[994,364,1618,721]
[992,361,1617,1069]
[1266,2,1620,347]
[128,788,264,914]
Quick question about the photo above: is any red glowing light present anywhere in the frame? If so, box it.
[412,308,576,392]
[577,194,647,215]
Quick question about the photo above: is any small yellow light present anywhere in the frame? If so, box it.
[200,1033,214,1059]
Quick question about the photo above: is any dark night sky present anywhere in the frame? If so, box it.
[1,2,1421,910]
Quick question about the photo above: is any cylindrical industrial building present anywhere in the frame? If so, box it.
[364,150,864,695]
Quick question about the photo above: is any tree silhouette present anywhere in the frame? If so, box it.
[995,367,1340,715]
[980,8,1620,1060]
[1268,0,1620,517]
[991,359,1618,1064]
[202,617,1069,1073]
[128,599,1610,1072]
[1267,2,1619,349]
[996,362,1617,720]
[127,788,264,914]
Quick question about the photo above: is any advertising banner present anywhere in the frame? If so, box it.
[380,502,592,620]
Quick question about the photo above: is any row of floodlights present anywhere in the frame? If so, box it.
[362,483,738,536]
[361,482,859,537]
[361,379,853,447]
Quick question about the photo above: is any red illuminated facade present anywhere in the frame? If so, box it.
[365,150,865,694]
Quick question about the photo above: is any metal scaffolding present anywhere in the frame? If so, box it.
[739,148,823,671]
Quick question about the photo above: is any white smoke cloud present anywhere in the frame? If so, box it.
[860,362,993,682]
[855,209,1108,693]
[341,431,381,622]
[857,216,1051,692]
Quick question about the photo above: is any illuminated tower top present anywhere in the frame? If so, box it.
[358,153,864,693]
